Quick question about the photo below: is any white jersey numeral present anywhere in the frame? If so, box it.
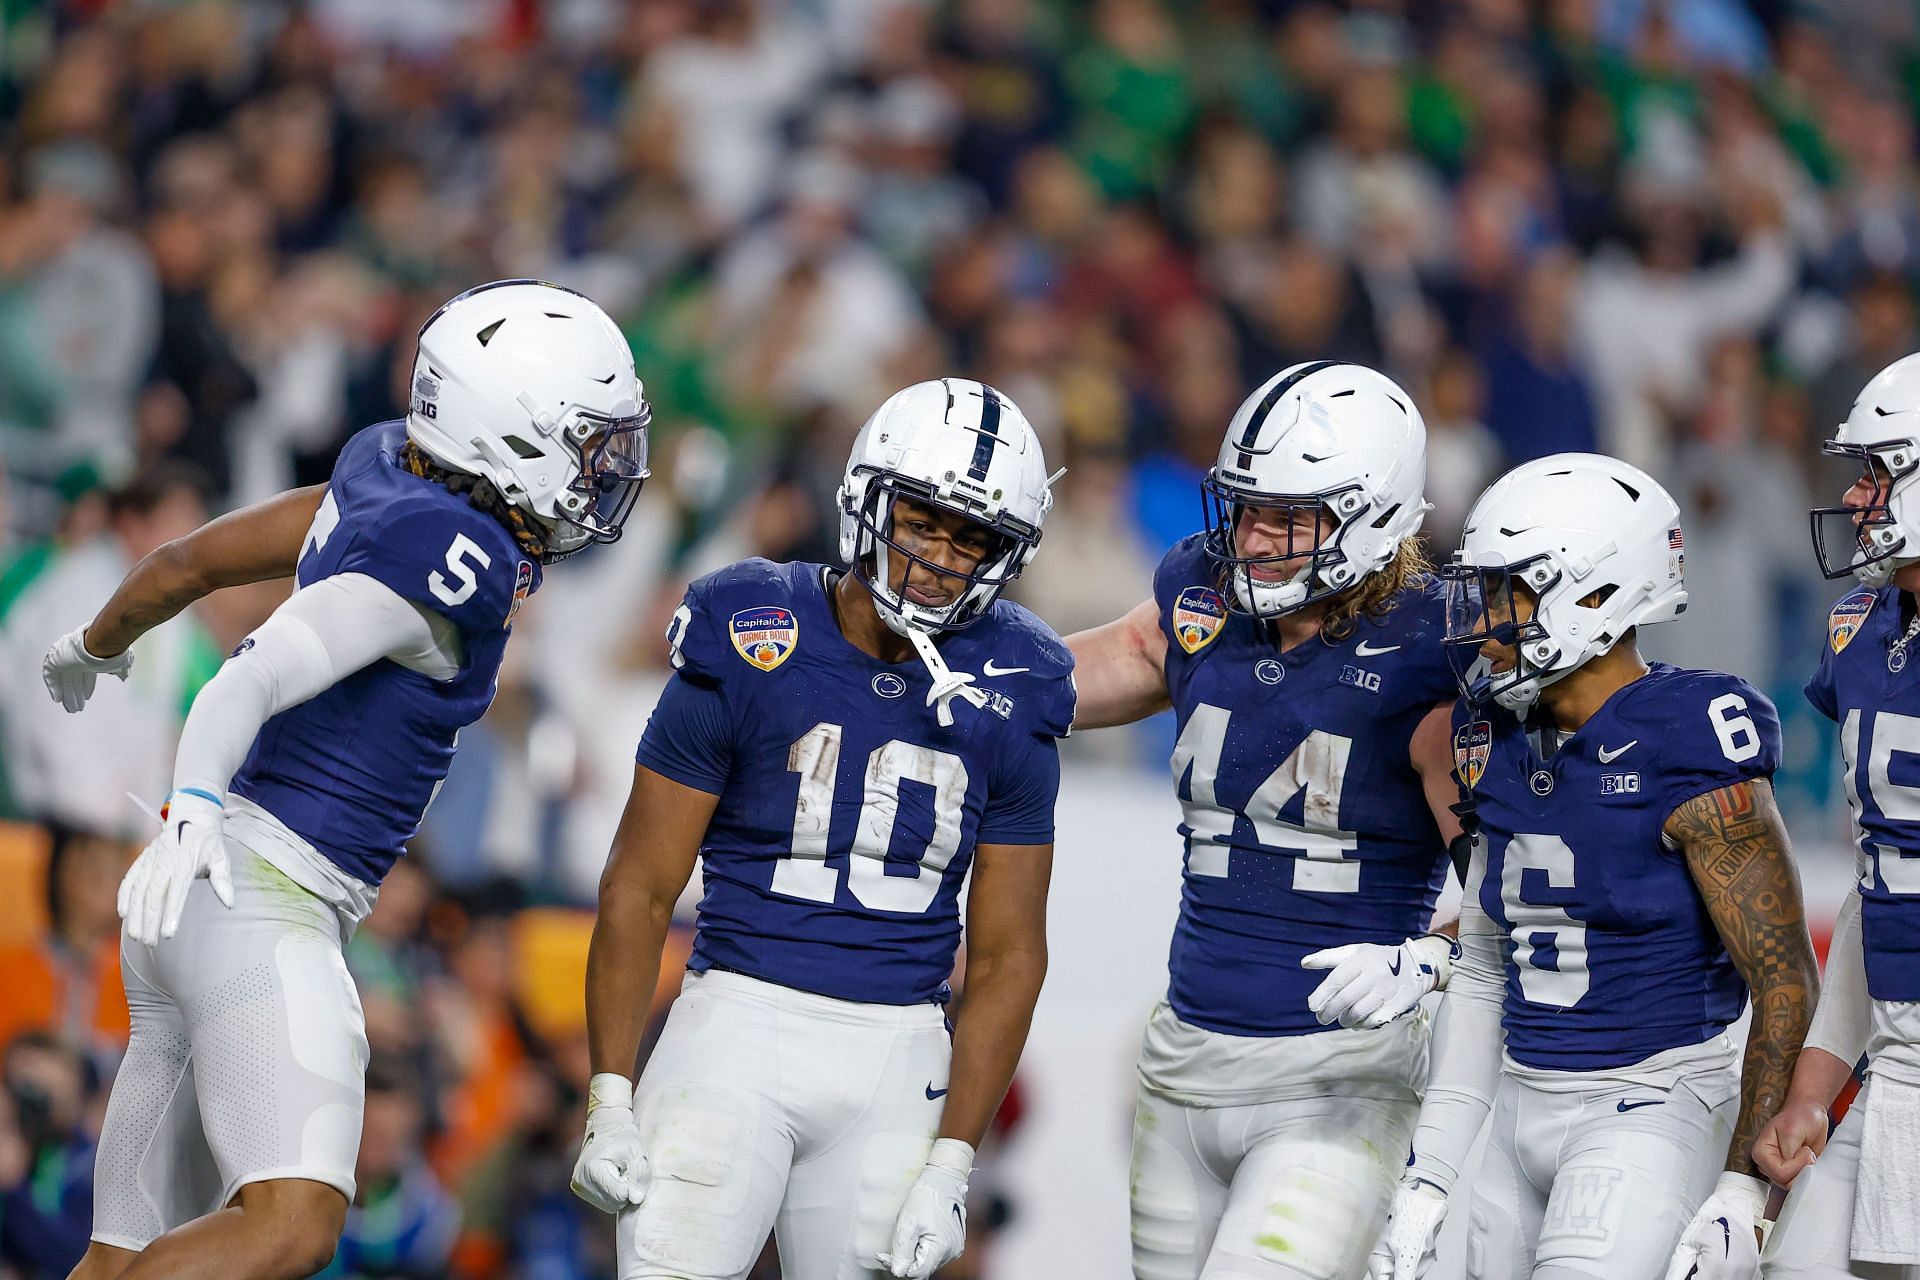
[1707,693,1761,763]
[429,533,492,607]
[777,722,970,914]
[1171,702,1360,892]
[1844,708,1920,894]
[302,489,341,561]
[1501,832,1590,1007]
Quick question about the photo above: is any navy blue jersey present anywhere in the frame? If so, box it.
[229,421,539,883]
[1156,535,1457,1037]
[1461,664,1780,1070]
[1807,586,1920,1000]
[636,559,1073,1006]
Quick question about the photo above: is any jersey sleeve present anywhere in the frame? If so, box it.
[977,726,1062,845]
[335,504,528,635]
[1659,674,1783,811]
[1805,639,1839,722]
[635,671,734,795]
[664,575,733,686]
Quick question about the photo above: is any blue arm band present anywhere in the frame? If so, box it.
[169,787,225,809]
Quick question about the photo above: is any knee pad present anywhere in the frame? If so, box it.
[1229,1152,1386,1280]
[1131,1128,1207,1280]
[623,1083,766,1279]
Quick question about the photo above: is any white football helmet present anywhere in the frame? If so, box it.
[1204,361,1431,617]
[1812,351,1920,584]
[837,378,1055,637]
[1444,453,1688,712]
[407,279,650,561]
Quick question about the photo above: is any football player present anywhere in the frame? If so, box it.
[41,280,650,1280]
[572,380,1074,1280]
[1367,454,1820,1280]
[1754,352,1920,1280]
[1067,361,1468,1280]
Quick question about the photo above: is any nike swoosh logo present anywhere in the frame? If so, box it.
[952,1204,965,1225]
[1388,955,1402,976]
[1596,740,1639,764]
[981,660,1028,676]
[1354,641,1401,656]
[925,1084,949,1100]
[1616,1098,1664,1112]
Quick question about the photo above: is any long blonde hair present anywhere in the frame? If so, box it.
[1320,537,1433,643]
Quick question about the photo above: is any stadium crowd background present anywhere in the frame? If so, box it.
[0,0,1905,1274]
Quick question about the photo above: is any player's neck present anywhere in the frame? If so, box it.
[1268,600,1331,652]
[1538,643,1649,734]
[832,570,915,663]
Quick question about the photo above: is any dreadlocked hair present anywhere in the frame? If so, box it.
[398,440,550,560]
[1320,536,1433,643]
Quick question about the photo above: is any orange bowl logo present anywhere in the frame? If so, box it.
[730,606,798,672]
[1454,720,1492,790]
[1172,586,1227,655]
[1830,589,1876,654]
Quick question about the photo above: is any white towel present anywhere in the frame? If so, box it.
[1855,1073,1920,1264]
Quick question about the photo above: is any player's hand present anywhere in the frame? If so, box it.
[42,626,132,713]
[119,789,234,948]
[1753,1097,1829,1187]
[1367,1178,1447,1280]
[570,1073,650,1214]
[1662,1172,1768,1280]
[879,1138,972,1279]
[1303,935,1454,1030]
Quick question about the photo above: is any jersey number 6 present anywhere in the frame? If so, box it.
[777,722,968,914]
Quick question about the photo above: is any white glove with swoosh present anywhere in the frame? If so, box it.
[1303,935,1455,1030]
[1663,1172,1767,1280]
[1368,1178,1448,1280]
[570,1073,650,1213]
[119,788,235,947]
[880,1138,973,1278]
[43,626,133,713]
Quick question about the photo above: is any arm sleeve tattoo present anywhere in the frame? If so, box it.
[1665,778,1820,1180]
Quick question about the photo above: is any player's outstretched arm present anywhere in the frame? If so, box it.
[574,763,715,1214]
[880,837,1050,1279]
[1754,885,1866,1187]
[1663,777,1819,1279]
[1065,598,1170,729]
[88,484,325,657]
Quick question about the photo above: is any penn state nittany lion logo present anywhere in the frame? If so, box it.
[1830,588,1877,654]
[1172,586,1227,654]
[1455,720,1492,790]
[730,605,798,672]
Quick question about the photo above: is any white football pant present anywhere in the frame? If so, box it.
[1764,1085,1920,1279]
[91,842,368,1249]
[616,969,950,1280]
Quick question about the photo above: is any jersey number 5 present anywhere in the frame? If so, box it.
[777,722,968,914]
[430,534,493,607]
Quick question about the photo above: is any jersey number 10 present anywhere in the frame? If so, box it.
[776,722,968,914]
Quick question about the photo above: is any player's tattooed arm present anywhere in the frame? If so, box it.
[1665,778,1820,1180]
[85,484,327,655]
[941,840,1052,1149]
[1065,598,1170,729]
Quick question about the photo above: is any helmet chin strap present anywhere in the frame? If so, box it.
[870,538,990,727]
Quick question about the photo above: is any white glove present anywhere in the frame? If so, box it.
[1663,1172,1768,1280]
[119,788,235,947]
[879,1137,973,1278]
[42,626,133,713]
[1368,1178,1448,1280]
[1303,935,1456,1030]
[570,1073,651,1214]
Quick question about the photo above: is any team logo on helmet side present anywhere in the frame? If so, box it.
[1454,720,1492,790]
[729,606,798,672]
[505,560,534,628]
[1173,586,1227,654]
[1830,588,1877,654]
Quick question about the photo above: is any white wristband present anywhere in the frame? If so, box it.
[1715,1170,1771,1223]
[587,1072,634,1116]
[925,1137,975,1179]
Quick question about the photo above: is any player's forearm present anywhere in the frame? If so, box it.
[87,486,321,656]
[938,942,1046,1148]
[1731,970,1817,1177]
[584,879,672,1080]
[1782,1046,1857,1112]
[1065,602,1169,729]
[1407,906,1504,1193]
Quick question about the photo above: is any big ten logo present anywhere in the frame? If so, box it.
[1599,772,1641,796]
[1338,665,1382,693]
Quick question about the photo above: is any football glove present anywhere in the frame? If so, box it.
[879,1138,972,1278]
[1303,934,1456,1030]
[1368,1177,1448,1280]
[119,788,234,948]
[1663,1172,1767,1280]
[42,626,132,713]
[570,1073,650,1214]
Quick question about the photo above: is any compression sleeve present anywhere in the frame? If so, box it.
[1805,886,1869,1066]
[171,573,447,796]
[1406,840,1506,1195]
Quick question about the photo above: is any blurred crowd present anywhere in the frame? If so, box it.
[0,0,1914,1274]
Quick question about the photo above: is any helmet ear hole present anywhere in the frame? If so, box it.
[501,435,544,460]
